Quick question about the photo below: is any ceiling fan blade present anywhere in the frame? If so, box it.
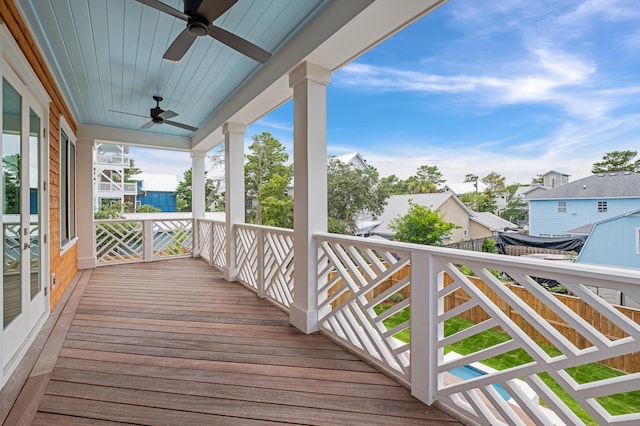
[136,0,189,21]
[196,0,238,23]
[141,120,156,129]
[164,120,199,132]
[108,109,150,119]
[207,25,271,63]
[158,109,178,120]
[163,28,198,62]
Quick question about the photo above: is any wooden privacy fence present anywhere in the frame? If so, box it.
[329,264,640,373]
[504,244,572,256]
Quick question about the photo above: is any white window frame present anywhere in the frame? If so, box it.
[597,201,607,213]
[59,115,77,252]
[557,201,566,213]
[636,228,640,254]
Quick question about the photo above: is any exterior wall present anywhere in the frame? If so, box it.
[1,0,79,309]
[137,191,177,212]
[468,220,492,240]
[529,197,640,236]
[438,197,470,243]
[577,214,640,270]
[543,171,569,188]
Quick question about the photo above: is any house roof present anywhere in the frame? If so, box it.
[333,152,367,170]
[471,212,517,231]
[131,173,178,192]
[527,172,640,199]
[542,170,570,177]
[370,192,469,236]
[563,223,595,235]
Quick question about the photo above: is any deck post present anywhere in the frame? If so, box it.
[289,62,331,333]
[223,122,246,282]
[411,251,438,405]
[191,151,207,257]
[76,137,96,269]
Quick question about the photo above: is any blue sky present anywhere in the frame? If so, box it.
[135,0,640,185]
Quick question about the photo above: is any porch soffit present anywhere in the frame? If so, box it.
[16,0,446,153]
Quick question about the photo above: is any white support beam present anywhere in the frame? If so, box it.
[223,122,247,282]
[76,137,96,269]
[78,124,191,152]
[289,61,331,334]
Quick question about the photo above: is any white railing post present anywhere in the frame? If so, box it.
[209,221,215,266]
[410,251,438,405]
[143,220,153,262]
[256,228,265,298]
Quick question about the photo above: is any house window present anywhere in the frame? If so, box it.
[597,201,607,213]
[558,201,566,213]
[60,119,77,248]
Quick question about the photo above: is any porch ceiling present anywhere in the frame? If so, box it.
[16,0,446,152]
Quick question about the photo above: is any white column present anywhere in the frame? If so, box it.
[223,122,246,282]
[76,137,96,269]
[191,151,207,257]
[289,61,331,333]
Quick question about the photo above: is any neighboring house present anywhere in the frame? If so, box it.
[470,212,518,239]
[132,173,179,212]
[93,143,138,212]
[369,193,474,243]
[527,172,640,236]
[334,152,368,170]
[541,170,570,188]
[576,209,640,271]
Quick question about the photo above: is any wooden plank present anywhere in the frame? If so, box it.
[38,395,274,426]
[5,258,458,424]
[33,412,129,425]
[53,357,414,401]
[44,380,454,425]
[50,368,444,420]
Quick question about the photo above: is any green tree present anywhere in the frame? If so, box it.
[136,204,161,213]
[327,158,389,234]
[174,168,219,212]
[380,174,408,194]
[531,174,544,185]
[3,153,20,214]
[259,174,293,228]
[124,159,142,183]
[244,132,291,224]
[94,201,126,219]
[592,150,640,173]
[482,171,506,194]
[407,165,444,193]
[464,173,478,183]
[500,183,527,223]
[389,201,458,246]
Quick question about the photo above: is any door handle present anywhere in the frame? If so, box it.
[23,242,31,250]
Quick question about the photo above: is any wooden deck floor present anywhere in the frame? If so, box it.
[2,258,460,425]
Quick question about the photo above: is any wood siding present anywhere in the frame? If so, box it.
[1,0,79,309]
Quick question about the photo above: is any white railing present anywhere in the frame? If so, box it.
[97,182,137,193]
[235,223,294,311]
[196,218,226,269]
[95,218,192,265]
[95,154,129,166]
[314,232,640,426]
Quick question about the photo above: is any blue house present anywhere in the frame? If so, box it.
[132,173,179,212]
[527,172,640,236]
[576,209,640,271]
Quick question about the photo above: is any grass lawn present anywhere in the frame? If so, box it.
[374,304,640,425]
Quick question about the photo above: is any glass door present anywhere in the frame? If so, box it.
[2,72,46,366]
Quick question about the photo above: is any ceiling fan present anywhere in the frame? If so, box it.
[109,96,199,132]
[136,0,272,63]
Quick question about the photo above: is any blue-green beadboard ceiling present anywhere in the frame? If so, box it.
[16,0,330,137]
